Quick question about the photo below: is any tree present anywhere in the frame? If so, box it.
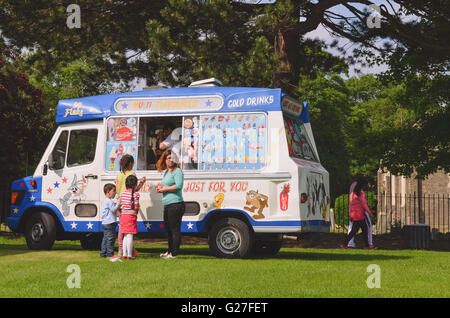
[297,72,352,198]
[0,37,50,183]
[344,75,411,179]
[0,0,166,85]
[1,0,448,180]
[27,57,132,123]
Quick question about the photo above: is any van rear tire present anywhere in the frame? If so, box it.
[25,212,56,250]
[208,217,253,259]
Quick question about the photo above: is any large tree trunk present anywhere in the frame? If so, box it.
[273,28,299,95]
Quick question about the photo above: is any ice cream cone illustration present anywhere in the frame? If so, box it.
[207,154,212,170]
[251,156,256,169]
[109,146,117,169]
[226,155,231,169]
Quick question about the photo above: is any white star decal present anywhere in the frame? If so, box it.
[145,222,151,229]
[87,222,93,229]
[187,222,194,230]
[29,195,35,202]
[70,222,78,229]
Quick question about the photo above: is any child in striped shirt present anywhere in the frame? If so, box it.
[119,175,140,259]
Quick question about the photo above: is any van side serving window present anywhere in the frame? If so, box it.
[67,129,98,167]
[106,114,267,171]
[50,130,68,170]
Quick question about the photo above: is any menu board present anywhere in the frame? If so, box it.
[105,117,138,171]
[198,113,266,170]
[182,116,200,170]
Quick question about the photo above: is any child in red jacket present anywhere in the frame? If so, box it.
[340,177,375,249]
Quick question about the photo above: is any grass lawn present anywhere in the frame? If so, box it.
[0,236,449,298]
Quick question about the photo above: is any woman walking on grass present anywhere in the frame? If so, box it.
[156,150,185,259]
[340,177,376,250]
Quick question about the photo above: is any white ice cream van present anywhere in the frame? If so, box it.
[8,79,330,258]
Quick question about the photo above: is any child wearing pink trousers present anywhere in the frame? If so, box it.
[119,175,140,259]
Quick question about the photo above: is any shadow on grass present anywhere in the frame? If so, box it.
[0,241,412,262]
[136,246,412,261]
[0,242,84,257]
[274,250,412,261]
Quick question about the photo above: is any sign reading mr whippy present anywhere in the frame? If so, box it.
[114,95,224,114]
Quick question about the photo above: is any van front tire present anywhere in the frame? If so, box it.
[208,217,253,258]
[25,212,56,250]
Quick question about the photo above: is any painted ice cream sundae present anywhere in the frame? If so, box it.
[109,146,117,169]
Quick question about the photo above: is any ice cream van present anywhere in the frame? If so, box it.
[7,78,330,258]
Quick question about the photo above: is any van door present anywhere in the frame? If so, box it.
[42,121,103,232]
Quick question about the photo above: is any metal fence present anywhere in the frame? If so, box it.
[331,192,450,239]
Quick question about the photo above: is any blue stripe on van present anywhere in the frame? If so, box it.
[40,219,330,234]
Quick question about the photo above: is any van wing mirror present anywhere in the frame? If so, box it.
[43,162,48,175]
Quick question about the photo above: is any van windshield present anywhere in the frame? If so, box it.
[283,115,317,162]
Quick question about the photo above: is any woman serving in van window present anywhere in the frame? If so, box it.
[156,150,185,259]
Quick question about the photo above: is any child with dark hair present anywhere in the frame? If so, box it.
[115,154,145,257]
[100,183,120,259]
[119,175,140,259]
[347,173,374,248]
[340,177,375,249]
[156,150,185,259]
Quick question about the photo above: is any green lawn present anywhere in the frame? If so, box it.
[0,236,449,298]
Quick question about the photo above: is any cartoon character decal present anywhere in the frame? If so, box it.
[59,175,88,216]
[244,190,268,219]
[213,193,225,209]
[306,173,328,222]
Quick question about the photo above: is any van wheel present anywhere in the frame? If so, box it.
[251,240,282,257]
[25,212,56,250]
[80,233,103,250]
[208,218,253,258]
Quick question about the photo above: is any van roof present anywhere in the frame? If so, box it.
[56,86,309,124]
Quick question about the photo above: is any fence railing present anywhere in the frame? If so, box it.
[331,192,450,239]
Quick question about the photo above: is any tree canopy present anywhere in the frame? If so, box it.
[0,0,448,193]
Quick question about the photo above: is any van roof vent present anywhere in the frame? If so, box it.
[189,78,223,87]
[143,85,168,90]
